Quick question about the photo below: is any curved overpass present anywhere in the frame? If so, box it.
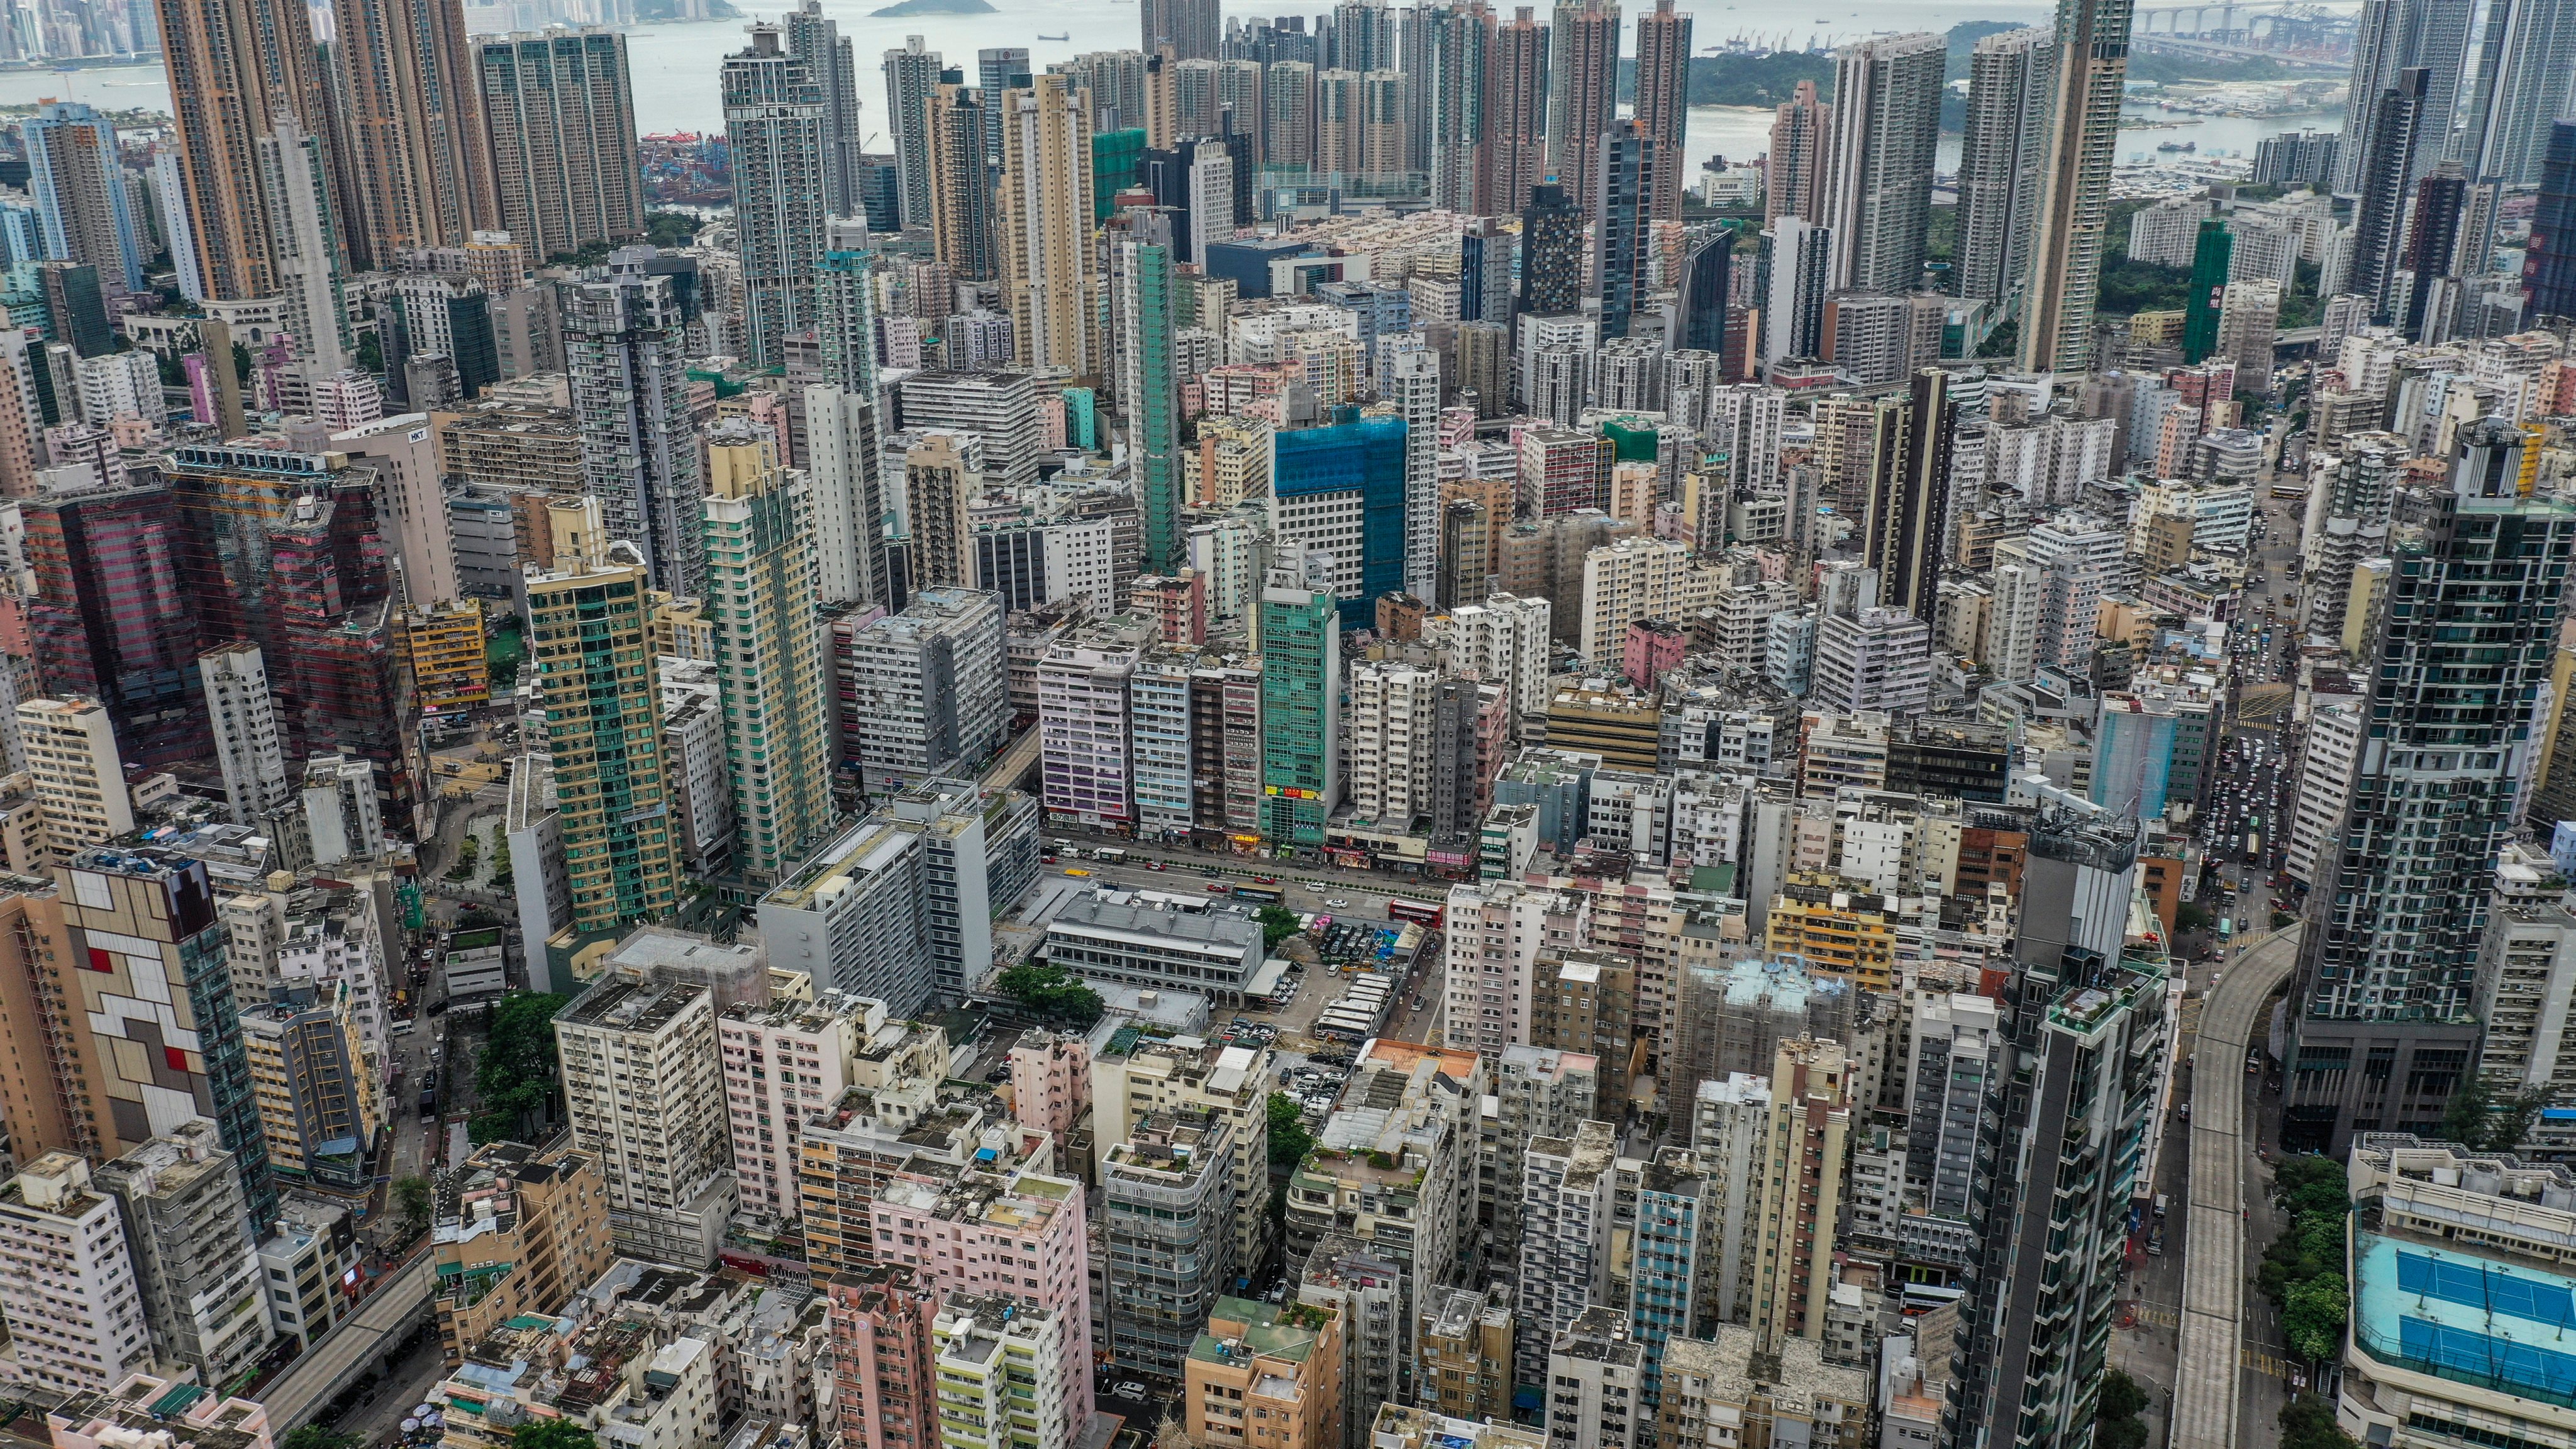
[2172,926,2301,1449]
[264,1253,436,1431]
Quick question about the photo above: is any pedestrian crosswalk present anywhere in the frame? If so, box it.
[2243,1348,2292,1378]
[2133,1305,2179,1329]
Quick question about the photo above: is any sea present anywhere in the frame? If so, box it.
[3,0,2343,177]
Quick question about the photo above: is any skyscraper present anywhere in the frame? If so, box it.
[1545,0,1620,214]
[476,30,647,264]
[786,0,865,213]
[1491,6,1550,214]
[815,216,877,394]
[2528,122,2576,319]
[724,25,829,367]
[1761,216,1833,366]
[1423,3,1497,212]
[1858,370,1954,621]
[1673,231,1730,353]
[252,112,349,374]
[2399,162,2467,338]
[1260,574,1342,847]
[563,247,704,596]
[2349,67,2438,321]
[1262,60,1317,169]
[928,80,999,281]
[1116,223,1182,571]
[330,0,496,267]
[703,424,835,887]
[1954,28,2051,316]
[999,75,1101,380]
[1591,121,1658,339]
[1766,80,1829,225]
[2016,0,2135,371]
[525,498,684,935]
[2282,419,2576,1155]
[1821,32,1945,294]
[2338,0,2472,194]
[1387,338,1441,602]
[21,482,204,767]
[1144,0,1222,59]
[153,0,322,299]
[18,102,143,292]
[978,47,1031,159]
[201,641,291,826]
[1633,0,1691,220]
[883,36,945,228]
[1948,809,2164,1449]
[2180,217,2232,362]
[2458,0,2575,186]
[1517,180,1585,315]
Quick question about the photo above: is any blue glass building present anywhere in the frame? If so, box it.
[1271,408,1406,628]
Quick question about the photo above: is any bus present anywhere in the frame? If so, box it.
[1233,884,1284,904]
[1387,899,1445,929]
[1092,848,1128,863]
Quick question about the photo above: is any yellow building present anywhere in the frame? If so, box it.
[242,986,384,1193]
[1544,686,1662,770]
[1195,415,1274,507]
[1763,872,1899,992]
[399,599,489,717]
[526,497,680,931]
[704,423,835,887]
[431,1138,616,1363]
[2128,309,2187,348]
[1187,1297,1345,1449]
[652,595,717,662]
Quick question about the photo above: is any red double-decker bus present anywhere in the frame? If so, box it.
[1387,899,1445,929]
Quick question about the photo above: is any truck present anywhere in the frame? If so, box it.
[419,1085,438,1119]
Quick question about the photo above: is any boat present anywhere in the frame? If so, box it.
[1038,30,1067,38]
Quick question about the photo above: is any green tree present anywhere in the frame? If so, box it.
[995,963,1104,1027]
[285,1428,364,1449]
[2175,902,2216,934]
[2443,1078,2553,1152]
[355,331,385,374]
[511,1423,600,1449]
[2280,1395,2361,1449]
[645,212,701,248]
[2282,1275,2350,1362]
[1267,1092,1314,1168]
[2093,1368,2150,1449]
[392,1174,433,1238]
[232,340,253,384]
[1255,905,1302,950]
[470,991,569,1144]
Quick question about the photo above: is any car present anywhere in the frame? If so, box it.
[1040,854,1057,864]
[1064,867,1092,877]
[1148,860,1166,871]
[1255,875,1279,885]
[1112,1382,1147,1400]
[1324,897,1350,909]
[1206,882,1232,893]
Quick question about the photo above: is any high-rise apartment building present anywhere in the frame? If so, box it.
[564,248,703,596]
[933,1295,1075,1449]
[1515,1118,1616,1385]
[553,975,739,1266]
[725,25,828,368]
[1767,79,1830,225]
[928,82,997,282]
[476,30,647,263]
[838,587,1010,791]
[20,482,203,768]
[523,499,683,934]
[717,991,885,1223]
[1184,1297,1345,1449]
[1858,370,1956,620]
[94,1120,275,1385]
[19,102,144,292]
[19,697,132,862]
[201,639,289,824]
[1546,0,1621,214]
[1143,0,1221,58]
[872,1162,1096,1431]
[2460,0,2576,186]
[1104,1110,1240,1376]
[0,1153,150,1392]
[785,0,865,212]
[431,1138,616,1362]
[251,112,348,375]
[998,75,1099,380]
[331,0,494,267]
[1491,6,1550,214]
[702,425,834,887]
[2340,0,2472,192]
[1592,121,1659,340]
[1746,1038,1850,1349]
[2284,420,2576,1154]
[1823,32,1945,294]
[2350,67,2440,319]
[883,36,944,228]
[2016,0,2135,371]
[242,990,381,1192]
[153,0,320,301]
[1544,1307,1648,1449]
[1955,28,2051,318]
[1949,811,2165,1449]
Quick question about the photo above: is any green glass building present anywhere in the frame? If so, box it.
[2181,218,2233,364]
[1258,580,1341,849]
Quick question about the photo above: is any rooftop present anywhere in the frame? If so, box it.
[2354,1229,2576,1407]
